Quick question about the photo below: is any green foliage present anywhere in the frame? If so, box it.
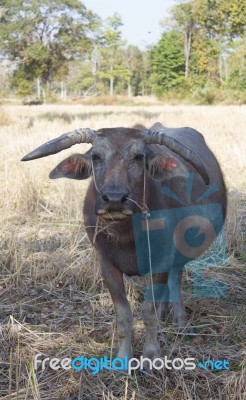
[158,0,246,100]
[0,0,98,93]
[11,69,33,96]
[151,31,185,96]
[171,2,194,31]
[193,0,246,38]
[192,85,217,104]
[227,39,246,90]
[98,13,128,96]
[0,0,245,102]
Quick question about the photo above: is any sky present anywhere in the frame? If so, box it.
[83,0,176,48]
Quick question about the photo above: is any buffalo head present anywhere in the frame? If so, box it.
[21,125,209,220]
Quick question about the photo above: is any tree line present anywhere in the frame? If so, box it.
[0,0,245,103]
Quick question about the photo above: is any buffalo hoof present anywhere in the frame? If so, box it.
[142,344,161,372]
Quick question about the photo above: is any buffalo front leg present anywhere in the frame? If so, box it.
[142,301,160,361]
[100,260,133,361]
[142,273,169,362]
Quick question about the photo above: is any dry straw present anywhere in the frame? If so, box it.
[0,104,245,399]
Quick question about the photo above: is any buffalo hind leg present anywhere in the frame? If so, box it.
[168,269,188,328]
[100,260,133,361]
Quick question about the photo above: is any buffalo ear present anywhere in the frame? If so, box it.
[147,154,188,180]
[49,154,91,180]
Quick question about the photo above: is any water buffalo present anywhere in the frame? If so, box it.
[22,122,226,369]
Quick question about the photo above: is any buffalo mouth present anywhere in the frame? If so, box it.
[96,209,133,220]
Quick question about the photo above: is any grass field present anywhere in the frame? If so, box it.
[0,104,246,399]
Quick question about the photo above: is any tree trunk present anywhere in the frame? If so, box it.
[42,88,46,102]
[109,60,114,97]
[60,81,67,100]
[184,30,192,79]
[218,54,224,84]
[36,77,41,99]
[64,83,67,99]
[225,57,229,82]
[109,77,114,97]
[60,81,64,99]
[128,82,132,97]
[142,82,145,96]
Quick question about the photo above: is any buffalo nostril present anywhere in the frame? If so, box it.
[101,191,129,203]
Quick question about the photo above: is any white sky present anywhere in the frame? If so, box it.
[83,0,176,48]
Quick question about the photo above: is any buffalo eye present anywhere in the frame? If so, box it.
[134,154,144,161]
[92,153,102,162]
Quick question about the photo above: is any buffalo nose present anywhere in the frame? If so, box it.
[102,191,128,204]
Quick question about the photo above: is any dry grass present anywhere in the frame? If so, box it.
[0,104,246,399]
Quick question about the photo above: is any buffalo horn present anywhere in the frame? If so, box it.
[21,128,96,161]
[145,129,209,185]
